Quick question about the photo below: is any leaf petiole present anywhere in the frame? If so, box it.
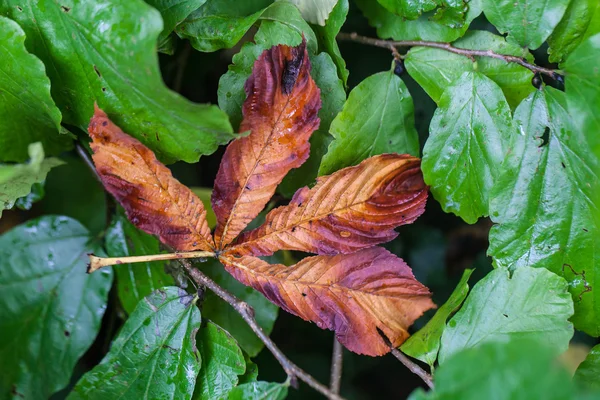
[87,251,216,273]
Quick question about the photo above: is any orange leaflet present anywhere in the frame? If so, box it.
[220,247,435,356]
[230,154,428,256]
[89,106,214,251]
[211,38,321,249]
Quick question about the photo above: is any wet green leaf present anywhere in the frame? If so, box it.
[422,71,513,223]
[0,16,71,162]
[575,344,600,392]
[145,0,206,48]
[14,182,45,211]
[481,0,570,50]
[319,69,419,176]
[439,267,574,363]
[488,88,600,336]
[279,52,346,197]
[548,0,600,63]
[312,0,349,86]
[70,287,201,400]
[356,0,481,42]
[0,143,63,218]
[193,321,246,400]
[401,269,473,367]
[412,340,574,400]
[201,259,279,357]
[105,211,175,315]
[376,0,468,26]
[405,30,535,109]
[0,0,234,163]
[228,381,288,400]
[0,216,113,399]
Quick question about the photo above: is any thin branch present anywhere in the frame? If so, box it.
[329,338,344,394]
[390,348,434,389]
[337,32,560,79]
[87,251,215,273]
[76,143,102,183]
[179,259,346,400]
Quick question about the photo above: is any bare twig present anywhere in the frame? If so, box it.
[337,32,560,79]
[179,259,346,400]
[76,143,102,183]
[87,251,215,273]
[329,338,344,394]
[390,348,434,389]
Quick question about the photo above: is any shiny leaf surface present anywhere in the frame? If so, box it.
[287,0,337,25]
[234,154,427,256]
[574,344,600,392]
[422,71,513,223]
[220,247,435,356]
[439,267,574,363]
[228,381,288,400]
[312,0,349,86]
[548,0,600,63]
[319,70,419,176]
[212,39,321,249]
[70,287,201,400]
[0,216,112,399]
[89,107,215,252]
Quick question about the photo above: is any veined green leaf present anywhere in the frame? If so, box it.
[145,0,206,50]
[228,381,288,400]
[0,143,63,218]
[105,211,175,315]
[481,0,570,50]
[548,0,600,63]
[438,267,574,363]
[0,16,70,162]
[312,0,349,86]
[319,69,419,176]
[401,269,473,367]
[193,321,246,400]
[0,0,235,164]
[405,30,535,109]
[0,216,113,399]
[488,88,600,336]
[356,0,481,42]
[376,0,468,27]
[70,287,201,400]
[422,71,513,224]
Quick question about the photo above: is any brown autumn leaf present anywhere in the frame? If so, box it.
[88,106,214,251]
[211,38,321,249]
[230,154,428,256]
[88,40,434,356]
[220,247,434,356]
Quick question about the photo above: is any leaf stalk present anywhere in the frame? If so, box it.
[87,251,215,273]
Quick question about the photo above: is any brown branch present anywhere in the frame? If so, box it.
[390,348,434,389]
[337,32,559,79]
[329,338,344,394]
[179,259,346,400]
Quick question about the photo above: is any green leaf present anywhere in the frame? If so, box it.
[401,269,473,367]
[228,382,288,400]
[438,267,574,364]
[548,0,600,63]
[202,259,279,357]
[312,0,349,86]
[405,30,535,109]
[376,0,468,26]
[356,0,481,42]
[575,344,600,392]
[319,69,419,176]
[412,340,574,400]
[286,0,337,25]
[239,353,259,384]
[481,0,570,50]
[422,71,513,224]
[70,287,201,400]
[145,0,206,47]
[14,182,45,211]
[488,88,600,336]
[105,211,175,315]
[0,142,63,218]
[279,52,346,197]
[0,0,235,164]
[193,321,246,400]
[0,16,71,162]
[0,216,113,399]
[564,34,600,156]
[217,9,318,130]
